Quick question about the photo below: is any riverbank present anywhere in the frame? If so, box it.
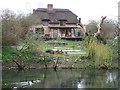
[2,39,119,71]
[2,58,119,70]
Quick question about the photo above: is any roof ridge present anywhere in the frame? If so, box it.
[35,8,70,12]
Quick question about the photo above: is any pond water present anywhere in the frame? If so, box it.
[2,69,119,89]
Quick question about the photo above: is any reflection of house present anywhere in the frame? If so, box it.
[30,4,81,39]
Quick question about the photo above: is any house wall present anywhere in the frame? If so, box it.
[48,23,78,38]
[43,26,50,35]
[49,23,59,26]
[49,28,61,38]
[30,23,82,38]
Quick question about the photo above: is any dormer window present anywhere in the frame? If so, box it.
[59,19,67,26]
[42,19,50,26]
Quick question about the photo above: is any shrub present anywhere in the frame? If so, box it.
[87,38,112,67]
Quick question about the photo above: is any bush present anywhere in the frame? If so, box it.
[87,38,113,67]
[2,46,15,62]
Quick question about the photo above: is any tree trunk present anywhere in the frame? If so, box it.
[53,57,59,71]
[12,59,25,71]
[43,56,48,69]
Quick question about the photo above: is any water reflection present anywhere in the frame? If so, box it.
[14,79,41,88]
[77,79,85,88]
[2,69,119,89]
[106,72,117,83]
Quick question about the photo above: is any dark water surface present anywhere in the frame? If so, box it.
[2,69,119,89]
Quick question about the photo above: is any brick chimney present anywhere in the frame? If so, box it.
[47,4,53,11]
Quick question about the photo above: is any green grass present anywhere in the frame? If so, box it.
[2,46,34,63]
[2,46,16,62]
[41,39,86,51]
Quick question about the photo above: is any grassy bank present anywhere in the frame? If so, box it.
[2,39,119,70]
[2,54,119,70]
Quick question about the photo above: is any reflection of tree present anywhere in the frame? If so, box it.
[77,79,85,89]
[106,70,118,87]
[40,69,62,88]
[117,70,120,88]
[59,70,85,88]
[91,70,107,88]
[85,70,118,88]
[84,69,96,88]
[76,69,118,88]
[41,69,47,87]
[3,69,118,88]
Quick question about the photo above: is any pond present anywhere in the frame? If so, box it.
[2,69,119,89]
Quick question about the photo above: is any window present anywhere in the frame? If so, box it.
[35,28,44,34]
[60,21,65,26]
[42,21,49,26]
[59,19,67,26]
[42,19,50,26]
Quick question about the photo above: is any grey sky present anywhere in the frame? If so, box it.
[0,0,119,23]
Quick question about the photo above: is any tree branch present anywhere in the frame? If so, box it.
[94,16,107,36]
[78,18,88,36]
[12,59,25,70]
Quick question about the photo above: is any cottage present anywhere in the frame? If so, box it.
[30,4,82,39]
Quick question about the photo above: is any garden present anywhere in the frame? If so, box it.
[1,9,119,71]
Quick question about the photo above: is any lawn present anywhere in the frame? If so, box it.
[42,40,86,51]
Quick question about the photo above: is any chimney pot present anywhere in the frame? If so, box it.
[47,4,53,11]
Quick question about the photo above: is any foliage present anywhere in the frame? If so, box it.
[107,38,119,61]
[86,37,113,67]
[86,20,98,34]
[1,9,40,46]
[2,46,15,62]
[18,13,40,39]
[2,46,34,63]
[2,34,42,63]
[86,19,118,40]
[2,9,21,45]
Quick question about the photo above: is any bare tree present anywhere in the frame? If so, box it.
[79,16,107,37]
[78,16,107,44]
[2,9,21,46]
[94,16,107,37]
[1,9,40,46]
[114,21,120,37]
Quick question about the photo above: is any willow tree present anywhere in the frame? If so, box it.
[78,16,113,69]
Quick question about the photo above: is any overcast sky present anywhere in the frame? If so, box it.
[0,0,119,23]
